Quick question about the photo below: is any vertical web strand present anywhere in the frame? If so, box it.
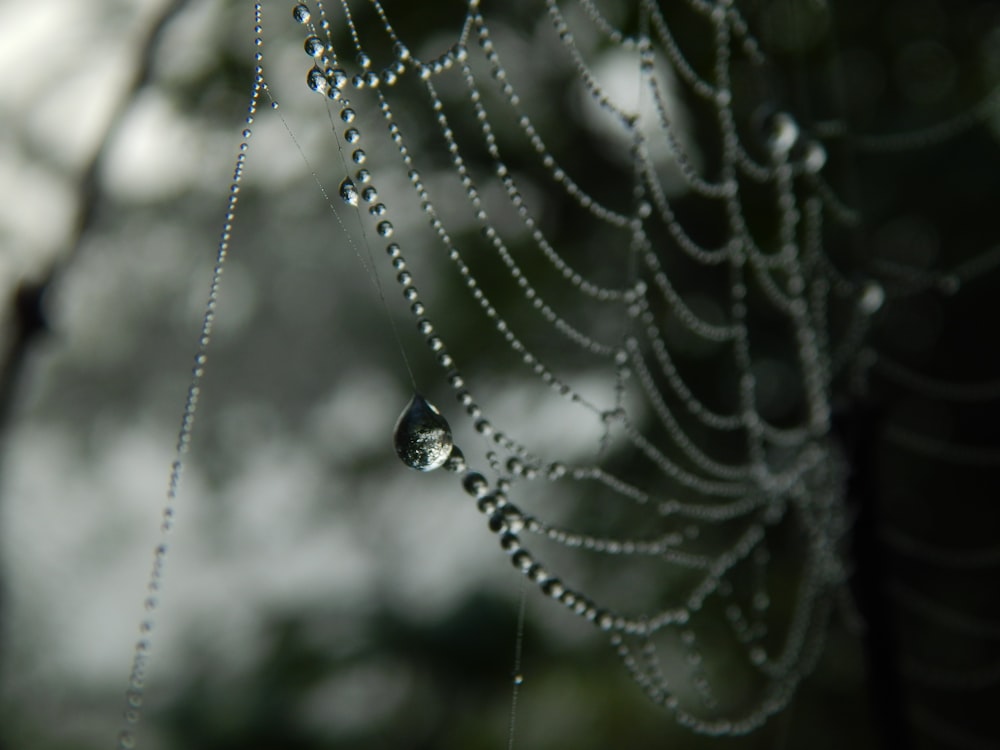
[114,6,267,748]
[507,576,529,750]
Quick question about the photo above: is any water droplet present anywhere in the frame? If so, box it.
[303,35,324,58]
[393,42,411,61]
[361,186,378,202]
[443,445,466,472]
[767,112,799,157]
[341,107,356,123]
[377,220,394,237]
[356,168,372,183]
[463,471,489,497]
[803,141,827,173]
[345,128,361,143]
[352,148,367,164]
[292,3,311,24]
[858,281,884,314]
[330,68,348,89]
[339,177,359,206]
[357,51,372,70]
[306,65,328,94]
[512,673,524,685]
[540,578,564,598]
[393,393,453,471]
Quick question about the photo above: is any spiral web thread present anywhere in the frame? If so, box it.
[274,0,1000,738]
[284,0,860,735]
[120,0,1000,745]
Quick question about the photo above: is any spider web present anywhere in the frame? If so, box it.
[108,0,1000,747]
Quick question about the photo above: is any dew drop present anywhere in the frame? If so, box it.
[339,177,359,206]
[393,393,453,471]
[345,128,361,143]
[858,281,884,314]
[352,148,367,164]
[330,68,348,89]
[377,220,394,237]
[393,42,412,61]
[292,3,311,24]
[463,471,489,497]
[303,35,324,58]
[341,107,356,123]
[803,141,827,173]
[443,445,466,472]
[306,65,328,94]
[767,112,799,157]
[512,673,524,685]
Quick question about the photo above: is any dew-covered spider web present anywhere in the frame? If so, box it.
[76,0,1000,747]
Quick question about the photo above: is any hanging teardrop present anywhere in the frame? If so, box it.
[393,393,453,471]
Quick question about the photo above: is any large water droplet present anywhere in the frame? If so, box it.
[303,35,324,58]
[306,65,328,94]
[292,3,311,24]
[339,177,359,206]
[330,68,348,89]
[394,393,453,471]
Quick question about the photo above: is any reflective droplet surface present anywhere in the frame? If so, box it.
[393,42,412,61]
[858,281,885,314]
[767,112,799,157]
[306,65,328,94]
[303,35,324,58]
[803,141,827,173]
[339,177,359,206]
[393,393,453,471]
[330,68,348,89]
[292,3,311,24]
